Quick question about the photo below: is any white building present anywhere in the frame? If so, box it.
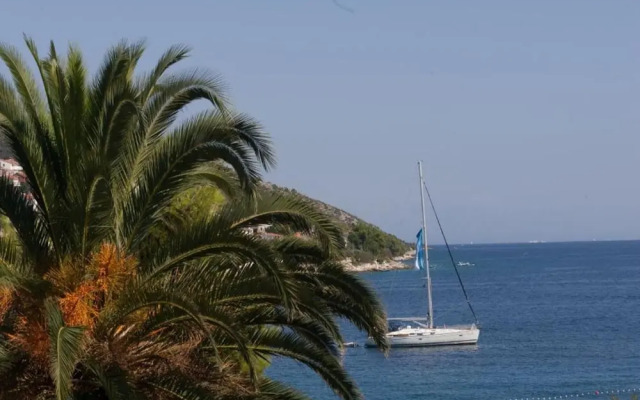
[0,159,25,187]
[241,224,272,235]
[0,159,22,172]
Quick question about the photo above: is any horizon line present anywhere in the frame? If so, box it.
[424,238,640,246]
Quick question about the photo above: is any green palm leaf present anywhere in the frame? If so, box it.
[222,192,344,254]
[45,299,86,400]
[142,72,229,143]
[253,378,312,400]
[0,176,51,267]
[145,376,217,400]
[83,360,137,400]
[292,261,388,351]
[0,41,48,136]
[226,328,362,400]
[137,43,191,103]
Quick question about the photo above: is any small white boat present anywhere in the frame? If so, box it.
[456,261,474,267]
[366,161,480,348]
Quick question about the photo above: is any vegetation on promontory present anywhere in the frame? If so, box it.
[259,183,412,264]
[345,221,412,263]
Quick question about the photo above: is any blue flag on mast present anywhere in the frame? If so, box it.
[415,229,426,270]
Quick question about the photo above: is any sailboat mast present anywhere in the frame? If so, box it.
[418,161,434,329]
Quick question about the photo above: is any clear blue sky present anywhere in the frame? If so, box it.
[2,1,639,243]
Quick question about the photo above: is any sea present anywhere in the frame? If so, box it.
[267,240,640,400]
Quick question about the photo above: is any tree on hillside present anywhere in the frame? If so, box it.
[346,222,411,262]
[0,38,387,399]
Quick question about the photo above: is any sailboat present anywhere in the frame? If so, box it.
[365,161,480,348]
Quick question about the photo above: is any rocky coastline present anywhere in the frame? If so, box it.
[342,250,415,273]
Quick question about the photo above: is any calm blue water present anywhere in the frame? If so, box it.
[267,241,640,399]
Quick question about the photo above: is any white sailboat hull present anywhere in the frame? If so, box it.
[365,325,479,348]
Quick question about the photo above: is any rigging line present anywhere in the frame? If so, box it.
[422,179,480,326]
[388,266,400,295]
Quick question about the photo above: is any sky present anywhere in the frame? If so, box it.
[1,0,639,244]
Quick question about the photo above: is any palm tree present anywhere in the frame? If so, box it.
[0,37,387,399]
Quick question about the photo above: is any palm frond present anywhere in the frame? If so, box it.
[239,306,341,357]
[121,111,272,251]
[215,113,275,172]
[23,36,63,153]
[0,83,69,265]
[183,163,242,200]
[77,174,114,257]
[144,376,218,400]
[234,328,361,400]
[293,261,388,351]
[253,378,312,400]
[143,70,229,142]
[63,44,87,157]
[98,285,215,350]
[0,260,27,291]
[219,192,344,255]
[83,359,137,400]
[0,235,23,268]
[0,176,52,267]
[0,257,48,296]
[137,44,191,104]
[0,74,25,131]
[271,236,328,265]
[45,299,86,400]
[144,222,294,311]
[101,86,139,164]
[87,39,145,149]
[118,68,230,197]
[0,41,49,136]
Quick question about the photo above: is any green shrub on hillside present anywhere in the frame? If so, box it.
[346,222,411,262]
